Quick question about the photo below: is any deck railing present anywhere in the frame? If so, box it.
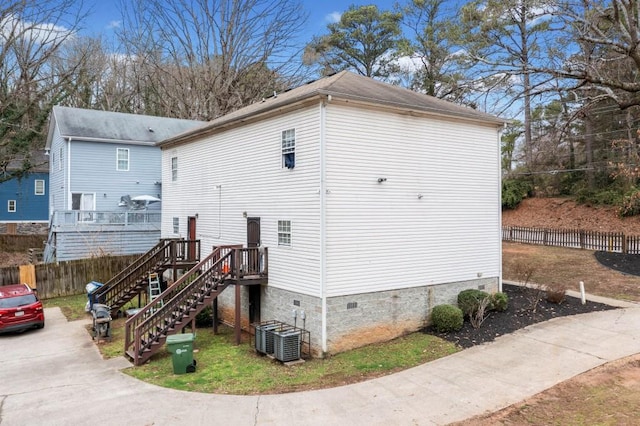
[94,239,201,312]
[125,245,240,364]
[50,210,161,227]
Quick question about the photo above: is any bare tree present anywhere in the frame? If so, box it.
[117,0,307,120]
[0,0,88,180]
[555,0,640,109]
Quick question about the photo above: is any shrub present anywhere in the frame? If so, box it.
[545,283,567,304]
[619,190,640,217]
[457,289,490,317]
[469,296,492,329]
[430,304,464,333]
[502,179,532,210]
[195,306,213,328]
[491,292,508,312]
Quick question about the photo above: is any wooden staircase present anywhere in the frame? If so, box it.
[93,238,201,316]
[124,246,240,366]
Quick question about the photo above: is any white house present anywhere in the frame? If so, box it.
[158,71,504,355]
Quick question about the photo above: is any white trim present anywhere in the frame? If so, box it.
[66,138,72,209]
[7,200,16,212]
[0,220,48,224]
[319,100,328,353]
[171,156,178,182]
[116,147,130,171]
[34,179,45,195]
[497,126,504,292]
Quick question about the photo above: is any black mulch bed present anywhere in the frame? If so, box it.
[594,251,640,277]
[425,283,618,349]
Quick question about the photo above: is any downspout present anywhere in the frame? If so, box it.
[66,138,72,210]
[320,99,328,354]
[497,125,504,293]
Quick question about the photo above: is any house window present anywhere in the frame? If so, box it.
[117,148,129,171]
[58,147,63,171]
[34,179,45,195]
[171,157,178,181]
[7,200,16,213]
[282,129,295,169]
[173,217,179,234]
[278,220,291,246]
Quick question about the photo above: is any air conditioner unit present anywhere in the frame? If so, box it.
[274,329,302,362]
[255,323,279,354]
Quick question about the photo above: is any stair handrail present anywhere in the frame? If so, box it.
[100,238,178,291]
[94,240,174,309]
[125,245,240,363]
[95,239,199,311]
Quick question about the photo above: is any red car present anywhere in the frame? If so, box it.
[0,284,45,333]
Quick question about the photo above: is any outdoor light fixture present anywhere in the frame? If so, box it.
[377,177,387,183]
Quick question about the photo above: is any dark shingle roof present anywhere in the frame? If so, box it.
[46,106,206,148]
[159,71,504,147]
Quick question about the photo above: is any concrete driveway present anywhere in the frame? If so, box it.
[2,302,640,426]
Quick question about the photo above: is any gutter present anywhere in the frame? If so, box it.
[61,135,157,147]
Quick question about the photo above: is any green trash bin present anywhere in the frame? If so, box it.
[166,333,196,374]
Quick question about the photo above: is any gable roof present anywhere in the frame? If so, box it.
[45,106,206,149]
[159,71,505,148]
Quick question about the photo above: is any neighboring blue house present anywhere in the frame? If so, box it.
[43,106,205,262]
[0,152,49,234]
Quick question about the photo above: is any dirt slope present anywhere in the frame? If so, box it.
[502,197,640,233]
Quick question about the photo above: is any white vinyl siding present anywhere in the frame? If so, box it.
[323,103,501,297]
[117,148,129,171]
[35,180,45,195]
[161,106,322,297]
[160,100,500,299]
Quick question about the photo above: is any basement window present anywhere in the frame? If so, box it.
[278,220,291,246]
[281,129,295,169]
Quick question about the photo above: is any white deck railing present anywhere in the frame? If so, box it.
[50,210,161,228]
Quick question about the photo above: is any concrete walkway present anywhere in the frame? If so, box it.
[2,298,640,426]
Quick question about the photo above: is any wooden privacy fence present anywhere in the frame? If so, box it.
[0,254,139,299]
[503,226,640,254]
[0,234,47,252]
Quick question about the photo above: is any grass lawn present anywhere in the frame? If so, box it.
[125,325,458,394]
[42,293,89,321]
[42,293,459,394]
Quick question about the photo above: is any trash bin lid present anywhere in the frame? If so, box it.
[167,333,194,344]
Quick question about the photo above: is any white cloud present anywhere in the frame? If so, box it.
[1,13,72,45]
[106,20,122,30]
[325,12,341,23]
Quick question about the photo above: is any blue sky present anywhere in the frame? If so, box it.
[82,0,398,40]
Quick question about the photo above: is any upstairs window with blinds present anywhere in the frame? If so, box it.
[282,129,295,169]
